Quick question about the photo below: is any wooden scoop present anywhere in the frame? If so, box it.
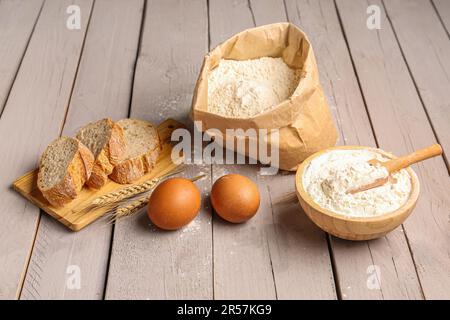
[348,144,443,194]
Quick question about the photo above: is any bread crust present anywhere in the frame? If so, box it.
[109,119,161,184]
[85,119,126,189]
[39,140,94,207]
[109,144,161,184]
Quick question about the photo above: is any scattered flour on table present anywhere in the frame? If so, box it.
[208,57,301,118]
[302,149,412,217]
[179,218,201,238]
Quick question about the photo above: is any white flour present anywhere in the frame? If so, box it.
[208,57,300,118]
[302,149,412,217]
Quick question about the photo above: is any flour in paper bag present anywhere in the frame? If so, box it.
[208,57,300,118]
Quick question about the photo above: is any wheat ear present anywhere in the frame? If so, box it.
[108,173,207,224]
[107,195,149,224]
[92,166,185,205]
[91,179,157,206]
[76,166,185,215]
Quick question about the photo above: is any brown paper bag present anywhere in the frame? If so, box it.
[191,22,337,171]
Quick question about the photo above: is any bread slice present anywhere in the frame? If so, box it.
[110,119,161,184]
[76,118,126,189]
[38,137,94,207]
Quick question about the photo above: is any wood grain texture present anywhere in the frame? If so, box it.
[0,0,93,299]
[63,0,144,136]
[130,0,207,125]
[0,0,43,115]
[19,0,144,300]
[249,0,287,25]
[257,1,338,292]
[209,0,276,300]
[254,0,337,300]
[383,0,450,169]
[105,0,212,299]
[209,0,336,299]
[2,0,446,301]
[433,0,450,34]
[209,0,254,47]
[212,165,277,299]
[285,0,422,299]
[264,174,337,299]
[336,0,450,299]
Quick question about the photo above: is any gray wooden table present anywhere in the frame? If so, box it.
[0,0,449,300]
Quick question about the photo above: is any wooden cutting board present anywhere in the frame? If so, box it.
[13,119,184,231]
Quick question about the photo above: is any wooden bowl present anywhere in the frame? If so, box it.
[295,146,420,241]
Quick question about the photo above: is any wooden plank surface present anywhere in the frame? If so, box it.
[286,0,422,299]
[1,0,448,300]
[19,0,144,299]
[0,0,43,114]
[212,165,277,299]
[249,0,287,25]
[209,0,336,299]
[129,0,208,125]
[433,0,450,34]
[0,0,93,299]
[209,0,276,300]
[384,0,450,169]
[336,0,450,299]
[105,0,212,299]
[253,0,337,300]
[264,174,337,299]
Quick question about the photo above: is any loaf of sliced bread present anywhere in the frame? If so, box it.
[38,137,94,207]
[110,119,161,184]
[76,118,126,189]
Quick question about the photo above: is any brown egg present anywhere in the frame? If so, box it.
[147,178,201,230]
[211,174,260,223]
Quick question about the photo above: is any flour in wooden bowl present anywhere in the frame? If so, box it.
[208,57,300,118]
[302,149,412,217]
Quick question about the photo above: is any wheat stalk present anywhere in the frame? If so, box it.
[107,195,149,224]
[92,178,157,206]
[93,167,185,205]
[107,173,207,224]
[77,166,185,214]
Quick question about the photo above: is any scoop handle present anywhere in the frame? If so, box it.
[383,144,443,173]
